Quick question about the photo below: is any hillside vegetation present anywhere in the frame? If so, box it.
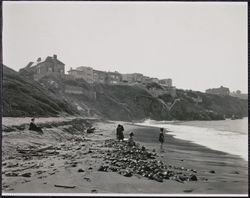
[3,65,78,117]
[3,65,248,121]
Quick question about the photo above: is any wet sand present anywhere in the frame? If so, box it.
[129,125,248,194]
[2,119,248,195]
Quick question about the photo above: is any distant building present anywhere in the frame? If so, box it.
[159,79,172,87]
[122,73,144,83]
[206,86,230,95]
[230,90,248,100]
[141,76,151,83]
[131,73,144,83]
[149,78,160,83]
[106,71,122,84]
[20,54,65,80]
[68,66,94,84]
[122,74,134,83]
[93,70,108,83]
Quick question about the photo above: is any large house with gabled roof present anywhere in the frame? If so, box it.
[20,54,65,80]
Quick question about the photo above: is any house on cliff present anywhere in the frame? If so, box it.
[159,79,172,87]
[68,66,94,84]
[206,86,230,96]
[106,71,122,84]
[93,70,108,83]
[122,73,144,83]
[20,54,65,81]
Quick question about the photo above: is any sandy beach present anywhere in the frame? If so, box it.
[2,118,248,195]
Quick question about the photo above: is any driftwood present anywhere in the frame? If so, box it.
[87,127,95,133]
[35,146,54,152]
[54,184,76,189]
[17,146,54,154]
[11,164,37,172]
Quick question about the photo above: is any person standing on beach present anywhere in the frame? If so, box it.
[116,124,124,141]
[159,128,165,152]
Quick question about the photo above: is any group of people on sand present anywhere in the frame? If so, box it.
[116,124,136,147]
[116,124,166,152]
[29,118,166,151]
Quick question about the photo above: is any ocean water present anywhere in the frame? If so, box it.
[136,117,248,161]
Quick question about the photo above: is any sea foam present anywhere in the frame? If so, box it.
[136,119,248,161]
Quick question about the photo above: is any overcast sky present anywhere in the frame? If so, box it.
[3,1,248,93]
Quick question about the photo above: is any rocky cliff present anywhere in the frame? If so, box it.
[2,65,248,121]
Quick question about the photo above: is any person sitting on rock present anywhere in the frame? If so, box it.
[116,124,124,141]
[29,118,43,134]
[128,132,136,147]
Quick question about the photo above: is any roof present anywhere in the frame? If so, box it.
[30,56,64,68]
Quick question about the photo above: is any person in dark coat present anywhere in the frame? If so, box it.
[116,124,124,141]
[159,128,165,152]
[29,118,43,134]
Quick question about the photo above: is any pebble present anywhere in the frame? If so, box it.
[78,168,85,172]
[189,174,198,181]
[102,139,198,183]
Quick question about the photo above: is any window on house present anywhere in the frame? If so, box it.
[48,67,52,72]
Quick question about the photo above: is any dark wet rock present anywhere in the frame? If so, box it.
[189,174,198,181]
[123,170,133,177]
[209,170,215,174]
[91,189,98,193]
[88,150,93,153]
[88,167,93,170]
[87,127,95,133]
[233,171,240,174]
[98,165,109,172]
[21,172,31,177]
[78,168,84,172]
[102,139,198,183]
[153,175,163,182]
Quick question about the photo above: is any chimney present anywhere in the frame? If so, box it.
[53,54,57,59]
[37,57,41,62]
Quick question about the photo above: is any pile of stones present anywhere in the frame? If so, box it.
[99,139,198,183]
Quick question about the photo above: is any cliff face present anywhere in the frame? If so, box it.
[2,66,78,117]
[3,66,248,121]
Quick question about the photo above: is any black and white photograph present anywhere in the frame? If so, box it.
[1,1,248,196]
